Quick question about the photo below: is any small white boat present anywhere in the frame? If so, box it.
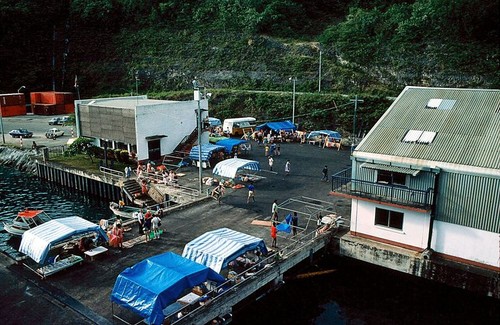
[109,202,142,219]
[3,209,52,236]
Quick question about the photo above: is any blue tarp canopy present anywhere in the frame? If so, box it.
[215,138,250,154]
[182,228,268,273]
[19,216,108,265]
[188,144,225,162]
[212,158,260,179]
[110,252,225,325]
[307,130,342,140]
[255,120,297,132]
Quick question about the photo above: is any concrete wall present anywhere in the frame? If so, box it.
[432,221,500,267]
[135,100,208,160]
[350,199,430,249]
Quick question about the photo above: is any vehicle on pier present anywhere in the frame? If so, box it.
[3,208,52,236]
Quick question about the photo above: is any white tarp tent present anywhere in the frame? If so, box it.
[19,216,108,265]
[182,228,268,273]
[212,158,260,179]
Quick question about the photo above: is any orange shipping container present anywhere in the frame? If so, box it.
[1,105,26,117]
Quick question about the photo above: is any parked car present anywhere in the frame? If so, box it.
[9,128,33,138]
[48,117,61,125]
[45,128,64,139]
[60,116,71,125]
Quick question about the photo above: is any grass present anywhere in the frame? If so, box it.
[50,154,133,175]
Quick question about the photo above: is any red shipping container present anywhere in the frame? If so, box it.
[1,105,26,117]
[1,93,25,107]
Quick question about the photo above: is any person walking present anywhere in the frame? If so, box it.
[285,160,291,176]
[322,165,329,182]
[292,212,299,236]
[268,156,274,171]
[144,210,152,242]
[247,183,255,203]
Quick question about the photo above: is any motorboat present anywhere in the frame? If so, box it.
[109,202,142,219]
[3,208,52,236]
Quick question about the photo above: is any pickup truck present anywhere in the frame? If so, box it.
[46,128,65,139]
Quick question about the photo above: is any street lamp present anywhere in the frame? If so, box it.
[193,79,205,195]
[17,86,26,93]
[135,72,140,96]
[289,77,296,124]
[350,95,364,153]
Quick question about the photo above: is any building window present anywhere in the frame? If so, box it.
[375,208,404,230]
[377,170,406,186]
[402,130,437,144]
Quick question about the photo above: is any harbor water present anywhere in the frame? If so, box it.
[0,165,498,325]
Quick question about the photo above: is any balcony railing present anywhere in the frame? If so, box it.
[331,169,433,210]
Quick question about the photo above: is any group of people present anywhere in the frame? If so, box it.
[134,208,163,242]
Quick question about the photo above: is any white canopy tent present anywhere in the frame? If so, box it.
[212,158,260,179]
[19,216,108,265]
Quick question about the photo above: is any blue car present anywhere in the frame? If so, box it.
[9,129,33,138]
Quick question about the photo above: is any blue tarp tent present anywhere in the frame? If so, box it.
[255,120,297,132]
[307,130,341,140]
[212,158,260,179]
[215,138,250,154]
[182,228,268,273]
[19,216,108,265]
[188,144,225,162]
[276,213,293,233]
[110,252,225,325]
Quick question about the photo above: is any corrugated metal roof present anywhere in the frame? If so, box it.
[356,87,500,170]
[361,162,421,176]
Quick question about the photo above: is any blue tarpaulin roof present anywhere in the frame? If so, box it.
[255,120,297,132]
[188,144,225,161]
[215,138,249,154]
[307,130,342,140]
[212,158,260,179]
[19,216,108,265]
[110,252,225,325]
[182,228,268,273]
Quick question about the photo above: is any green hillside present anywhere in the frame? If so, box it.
[1,0,498,134]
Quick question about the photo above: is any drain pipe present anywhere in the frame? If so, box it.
[423,170,440,259]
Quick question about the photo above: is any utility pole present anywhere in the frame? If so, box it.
[318,50,322,92]
[350,95,364,153]
[289,77,297,124]
[193,79,204,195]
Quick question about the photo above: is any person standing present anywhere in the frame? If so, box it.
[285,160,291,176]
[136,210,144,235]
[268,156,274,171]
[247,183,255,203]
[144,210,152,242]
[270,223,277,248]
[292,212,299,236]
[322,165,329,182]
[151,213,161,239]
[265,144,269,156]
[271,199,278,222]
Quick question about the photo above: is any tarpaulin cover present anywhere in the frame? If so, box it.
[256,120,297,132]
[188,144,225,162]
[212,158,260,179]
[215,138,250,154]
[276,214,293,233]
[182,228,268,273]
[307,130,342,140]
[19,216,108,265]
[110,252,225,325]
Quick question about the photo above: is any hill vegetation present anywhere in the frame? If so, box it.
[1,0,498,134]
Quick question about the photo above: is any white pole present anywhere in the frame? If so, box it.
[292,78,296,125]
[318,50,322,93]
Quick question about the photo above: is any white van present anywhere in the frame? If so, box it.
[223,117,256,136]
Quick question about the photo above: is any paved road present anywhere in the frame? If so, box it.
[0,114,76,149]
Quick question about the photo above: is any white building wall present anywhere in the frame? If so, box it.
[135,100,208,161]
[350,199,430,249]
[432,221,500,267]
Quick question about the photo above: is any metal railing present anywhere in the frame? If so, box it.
[100,166,124,179]
[331,169,433,210]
